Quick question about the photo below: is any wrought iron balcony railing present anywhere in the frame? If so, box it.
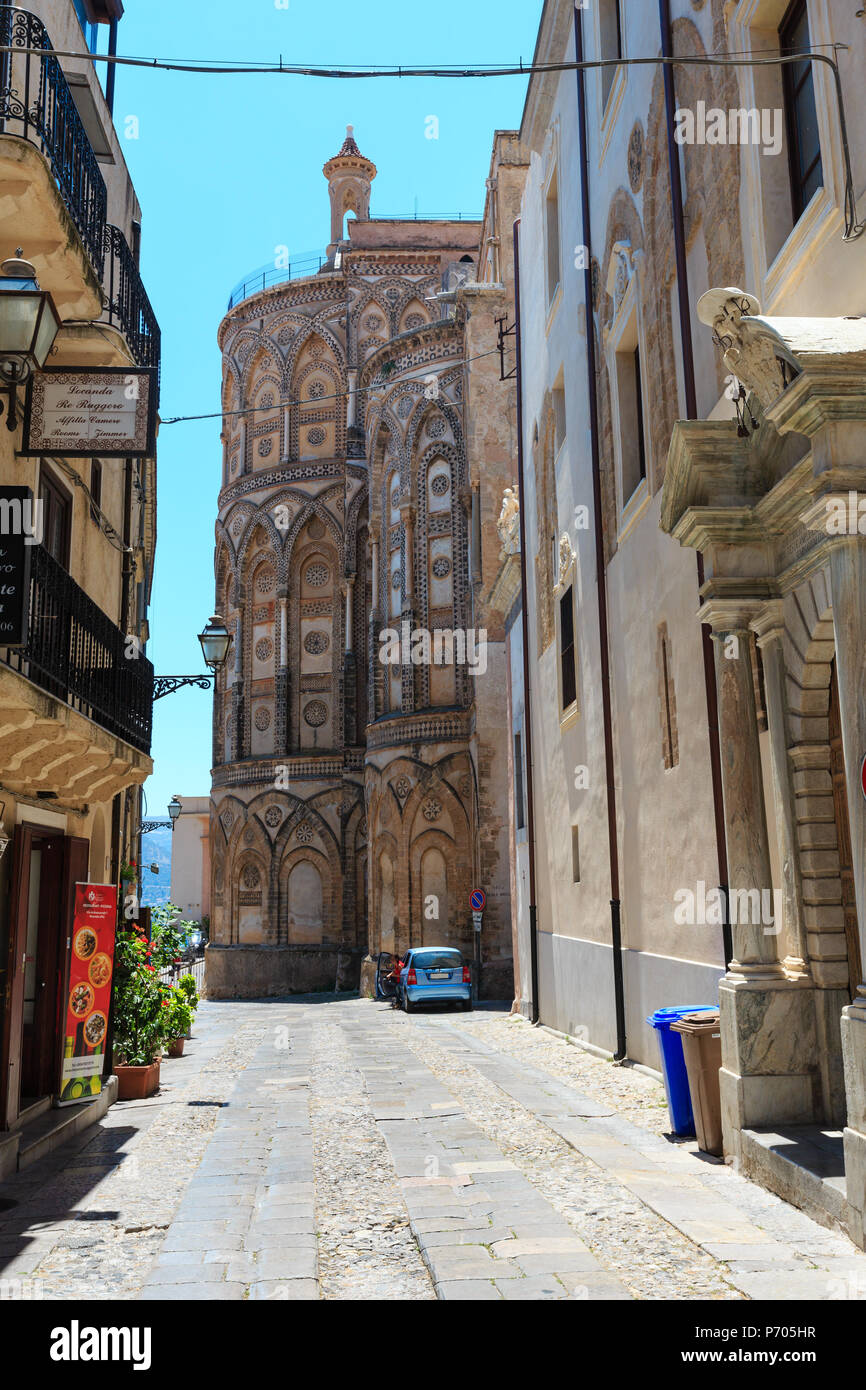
[0,5,108,277]
[0,545,154,755]
[103,223,161,382]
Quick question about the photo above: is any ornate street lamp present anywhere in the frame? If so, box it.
[168,796,182,830]
[152,615,232,699]
[197,614,232,672]
[0,251,61,431]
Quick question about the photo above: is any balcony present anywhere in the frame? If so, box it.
[0,6,160,381]
[0,546,153,806]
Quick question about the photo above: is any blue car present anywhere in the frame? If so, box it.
[400,947,472,1013]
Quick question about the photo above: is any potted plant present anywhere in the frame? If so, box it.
[119,859,138,885]
[111,928,168,1100]
[176,972,200,1039]
[111,904,190,1098]
[164,987,192,1057]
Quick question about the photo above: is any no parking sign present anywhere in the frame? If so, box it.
[470,889,486,912]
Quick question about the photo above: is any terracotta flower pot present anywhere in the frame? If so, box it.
[113,1058,160,1100]
[167,1037,185,1058]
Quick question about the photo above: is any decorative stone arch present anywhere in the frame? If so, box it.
[288,534,342,750]
[411,827,457,945]
[231,849,268,946]
[405,396,462,465]
[279,846,334,946]
[415,440,471,709]
[282,497,344,572]
[771,565,857,1125]
[349,284,394,355]
[237,516,285,588]
[285,324,346,383]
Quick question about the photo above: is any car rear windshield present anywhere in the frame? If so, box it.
[412,951,463,969]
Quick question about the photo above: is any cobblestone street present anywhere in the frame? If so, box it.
[2,997,866,1302]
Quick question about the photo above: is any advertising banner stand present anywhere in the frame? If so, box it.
[58,883,118,1106]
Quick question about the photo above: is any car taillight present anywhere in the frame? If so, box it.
[462,966,471,983]
[407,968,417,985]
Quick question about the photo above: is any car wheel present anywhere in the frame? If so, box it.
[404,994,414,1014]
[462,999,473,1012]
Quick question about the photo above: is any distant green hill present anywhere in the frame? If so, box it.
[141,826,172,908]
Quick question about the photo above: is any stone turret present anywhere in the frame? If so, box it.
[323,126,377,255]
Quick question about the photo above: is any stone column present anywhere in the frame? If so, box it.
[751,602,809,976]
[702,601,815,1161]
[827,536,866,1247]
[709,614,782,979]
[400,502,415,605]
[281,405,291,462]
[345,576,355,653]
[239,416,247,474]
[370,538,379,613]
[346,369,358,429]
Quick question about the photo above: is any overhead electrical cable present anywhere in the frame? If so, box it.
[3,42,860,239]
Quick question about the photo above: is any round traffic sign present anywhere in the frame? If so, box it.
[470,889,486,912]
[861,753,866,802]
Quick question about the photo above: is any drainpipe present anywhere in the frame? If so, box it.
[658,0,732,967]
[574,8,627,1061]
[512,219,540,1024]
[106,19,118,117]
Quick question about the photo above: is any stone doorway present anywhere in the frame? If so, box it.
[829,660,862,1000]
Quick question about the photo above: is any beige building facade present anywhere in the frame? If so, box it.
[169,796,211,924]
[206,130,519,1000]
[503,0,866,1243]
[0,0,158,1136]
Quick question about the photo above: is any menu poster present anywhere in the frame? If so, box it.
[58,883,118,1106]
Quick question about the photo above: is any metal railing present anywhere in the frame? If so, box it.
[0,544,154,753]
[227,251,329,310]
[0,5,108,277]
[159,948,205,995]
[103,223,161,382]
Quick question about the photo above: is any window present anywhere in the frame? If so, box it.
[657,623,679,770]
[39,467,72,569]
[780,0,823,222]
[553,384,567,454]
[560,588,577,712]
[89,460,102,524]
[545,172,561,306]
[514,732,525,831]
[615,342,647,503]
[600,0,624,108]
[572,825,581,883]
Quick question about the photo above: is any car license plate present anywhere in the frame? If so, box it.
[429,970,449,979]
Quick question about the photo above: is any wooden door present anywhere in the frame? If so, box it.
[829,663,862,998]
[21,832,65,1101]
[0,827,33,1127]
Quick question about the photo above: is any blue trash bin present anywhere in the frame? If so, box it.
[647,1005,717,1136]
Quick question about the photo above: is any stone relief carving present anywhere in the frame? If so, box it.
[497,487,520,555]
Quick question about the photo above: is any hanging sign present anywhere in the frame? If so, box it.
[58,883,118,1106]
[0,485,33,647]
[24,367,158,458]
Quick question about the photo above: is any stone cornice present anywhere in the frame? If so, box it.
[360,318,462,391]
[661,419,751,536]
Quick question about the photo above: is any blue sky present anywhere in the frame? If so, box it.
[113,0,543,822]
